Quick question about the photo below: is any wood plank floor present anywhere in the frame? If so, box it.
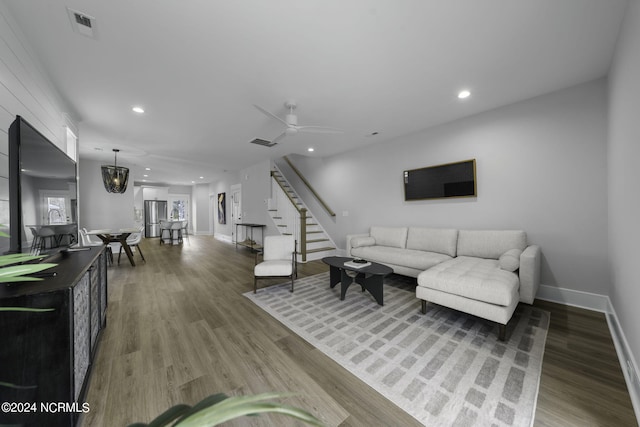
[80,236,637,427]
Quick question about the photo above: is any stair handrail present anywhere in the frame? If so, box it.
[283,156,336,217]
[270,171,302,214]
[270,170,308,262]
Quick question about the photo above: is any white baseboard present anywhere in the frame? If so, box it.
[605,300,640,423]
[536,284,610,312]
[214,233,233,243]
[536,284,640,421]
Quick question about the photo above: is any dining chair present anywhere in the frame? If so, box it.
[58,224,77,246]
[253,235,297,293]
[80,228,103,246]
[181,221,189,243]
[118,225,146,264]
[37,226,57,250]
[170,221,183,244]
[29,227,41,254]
[81,228,115,265]
[159,220,171,245]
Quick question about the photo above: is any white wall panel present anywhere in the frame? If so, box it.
[0,2,74,252]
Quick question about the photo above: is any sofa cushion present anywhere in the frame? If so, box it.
[406,227,458,257]
[499,248,522,272]
[417,256,519,306]
[351,245,452,271]
[457,230,527,259]
[370,226,408,249]
[350,236,376,248]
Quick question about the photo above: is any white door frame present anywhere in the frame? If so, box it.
[230,184,242,243]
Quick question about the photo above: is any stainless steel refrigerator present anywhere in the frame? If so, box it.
[144,200,167,238]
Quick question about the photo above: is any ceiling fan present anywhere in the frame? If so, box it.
[253,99,343,144]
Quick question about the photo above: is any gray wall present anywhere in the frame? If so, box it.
[238,160,274,242]
[192,183,210,234]
[286,79,609,295]
[608,0,640,389]
[208,171,241,239]
[78,159,135,230]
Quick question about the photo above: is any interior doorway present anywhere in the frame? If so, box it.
[167,194,190,232]
[230,184,241,243]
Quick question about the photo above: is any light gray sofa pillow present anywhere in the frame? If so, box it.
[351,236,376,248]
[457,230,527,259]
[370,226,408,248]
[499,248,522,271]
[406,227,458,257]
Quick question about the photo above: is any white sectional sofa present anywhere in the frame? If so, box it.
[346,226,541,340]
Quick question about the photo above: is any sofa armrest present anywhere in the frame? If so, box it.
[519,245,541,304]
[345,233,370,256]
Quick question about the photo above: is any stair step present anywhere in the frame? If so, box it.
[306,230,323,234]
[277,225,287,228]
[273,216,282,219]
[307,238,329,243]
[268,209,277,212]
[307,246,335,254]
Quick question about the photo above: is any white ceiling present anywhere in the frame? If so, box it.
[6,0,629,186]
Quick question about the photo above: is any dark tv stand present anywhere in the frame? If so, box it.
[0,246,108,427]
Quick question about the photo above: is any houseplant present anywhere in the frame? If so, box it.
[128,392,325,427]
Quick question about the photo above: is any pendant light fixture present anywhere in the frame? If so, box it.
[101,149,129,193]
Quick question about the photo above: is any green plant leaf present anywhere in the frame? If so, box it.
[0,263,57,282]
[128,403,191,427]
[176,393,324,427]
[173,393,229,425]
[0,276,45,283]
[0,253,46,267]
[0,307,54,312]
[0,381,37,390]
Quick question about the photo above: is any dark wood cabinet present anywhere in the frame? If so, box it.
[0,247,107,426]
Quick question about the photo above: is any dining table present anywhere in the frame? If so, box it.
[86,227,140,266]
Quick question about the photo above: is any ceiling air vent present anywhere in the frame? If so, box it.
[250,138,277,148]
[75,14,92,28]
[67,7,97,39]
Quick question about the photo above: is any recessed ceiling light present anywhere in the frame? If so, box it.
[145,167,151,171]
[307,147,314,152]
[199,176,204,179]
[143,174,148,177]
[132,106,145,113]
[457,90,471,99]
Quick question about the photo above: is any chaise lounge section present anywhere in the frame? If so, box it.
[346,226,541,340]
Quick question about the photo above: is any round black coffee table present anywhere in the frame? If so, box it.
[322,256,393,305]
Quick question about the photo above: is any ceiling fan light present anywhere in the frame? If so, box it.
[285,127,298,135]
[285,113,297,126]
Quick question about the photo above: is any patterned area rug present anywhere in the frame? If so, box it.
[245,272,549,427]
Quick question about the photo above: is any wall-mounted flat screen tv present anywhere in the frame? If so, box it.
[8,116,78,254]
[404,159,476,201]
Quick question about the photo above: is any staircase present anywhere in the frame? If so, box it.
[268,166,336,262]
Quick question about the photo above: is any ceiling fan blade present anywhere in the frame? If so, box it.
[253,104,288,126]
[272,131,288,145]
[296,125,344,134]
